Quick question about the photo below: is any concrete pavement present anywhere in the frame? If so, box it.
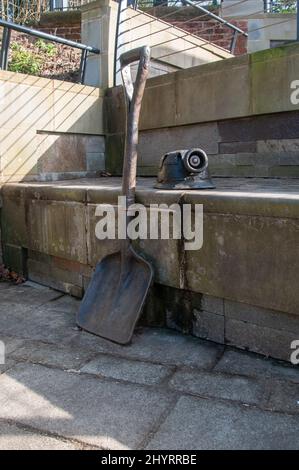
[0,281,298,450]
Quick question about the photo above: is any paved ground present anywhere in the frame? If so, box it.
[0,281,298,450]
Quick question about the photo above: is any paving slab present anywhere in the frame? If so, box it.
[169,369,264,405]
[266,381,299,414]
[0,335,25,355]
[0,304,77,345]
[42,295,81,315]
[215,349,299,383]
[81,354,173,386]
[146,396,299,450]
[0,283,61,306]
[68,328,222,369]
[10,340,95,371]
[0,363,172,449]
[0,421,78,450]
[0,359,17,375]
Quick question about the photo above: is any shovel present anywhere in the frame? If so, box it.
[77,46,153,345]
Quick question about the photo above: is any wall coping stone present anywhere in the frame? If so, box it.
[2,177,299,219]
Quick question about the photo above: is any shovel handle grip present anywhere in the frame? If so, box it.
[120,46,150,105]
[120,46,150,68]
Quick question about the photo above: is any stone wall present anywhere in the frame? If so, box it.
[105,43,299,177]
[1,177,298,362]
[0,70,105,183]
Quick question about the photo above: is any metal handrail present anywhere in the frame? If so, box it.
[183,0,248,37]
[0,17,100,83]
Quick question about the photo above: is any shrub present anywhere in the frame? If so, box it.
[9,43,42,75]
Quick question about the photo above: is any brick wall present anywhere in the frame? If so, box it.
[36,9,247,54]
[167,18,248,55]
[144,6,248,55]
[36,11,82,42]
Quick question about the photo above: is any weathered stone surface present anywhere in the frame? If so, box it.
[0,282,60,306]
[225,300,299,333]
[169,370,263,404]
[2,244,27,276]
[219,141,257,154]
[42,294,81,315]
[81,354,172,385]
[0,363,172,449]
[69,328,222,369]
[214,349,299,383]
[0,359,17,375]
[27,200,87,264]
[267,381,299,414]
[0,301,76,345]
[10,340,94,371]
[193,310,224,344]
[86,203,120,267]
[138,123,219,174]
[225,318,297,362]
[185,213,299,316]
[218,111,299,143]
[201,295,224,315]
[146,396,299,450]
[0,422,79,450]
[0,335,25,355]
[86,152,105,172]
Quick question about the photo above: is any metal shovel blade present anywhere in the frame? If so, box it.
[77,247,153,345]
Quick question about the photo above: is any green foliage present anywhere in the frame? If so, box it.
[8,43,42,76]
[8,39,58,76]
[35,39,57,57]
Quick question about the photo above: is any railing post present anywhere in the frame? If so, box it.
[0,27,11,70]
[230,30,238,53]
[297,0,299,41]
[79,49,88,84]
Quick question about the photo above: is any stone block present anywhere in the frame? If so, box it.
[138,122,219,175]
[3,244,27,276]
[68,327,222,369]
[267,381,299,414]
[0,189,27,246]
[215,349,299,383]
[218,110,299,143]
[10,340,94,371]
[86,203,120,267]
[219,141,257,154]
[81,354,172,386]
[36,133,87,173]
[193,309,224,344]
[28,258,83,298]
[0,422,78,450]
[225,300,299,334]
[0,363,172,449]
[225,318,297,362]
[185,213,299,316]
[27,199,87,264]
[201,294,224,315]
[146,395,299,450]
[169,369,264,404]
[86,152,105,171]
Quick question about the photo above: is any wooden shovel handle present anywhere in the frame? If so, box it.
[120,46,150,205]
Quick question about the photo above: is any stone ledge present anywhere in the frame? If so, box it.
[2,177,299,219]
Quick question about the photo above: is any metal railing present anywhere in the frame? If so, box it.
[130,0,247,51]
[263,0,297,13]
[0,17,100,83]
[114,0,248,84]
